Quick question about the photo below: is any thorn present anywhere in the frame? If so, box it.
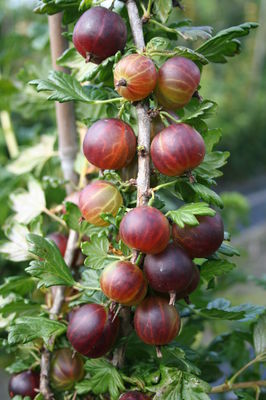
[169,291,176,306]
[156,345,163,358]
[112,304,122,322]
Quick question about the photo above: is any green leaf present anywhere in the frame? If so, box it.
[171,46,208,64]
[0,300,41,317]
[202,129,222,153]
[199,299,265,321]
[167,203,215,228]
[218,242,240,257]
[10,178,46,224]
[7,136,56,175]
[8,317,66,348]
[197,22,258,63]
[30,70,119,103]
[253,315,266,355]
[0,223,31,262]
[6,353,37,374]
[63,202,82,231]
[153,0,172,23]
[189,183,223,208]
[81,235,110,270]
[0,277,36,297]
[195,151,230,180]
[175,25,213,41]
[76,359,125,400]
[201,259,236,283]
[26,234,76,288]
[181,100,217,123]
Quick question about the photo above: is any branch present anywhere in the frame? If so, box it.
[39,13,79,399]
[211,380,266,393]
[112,0,151,368]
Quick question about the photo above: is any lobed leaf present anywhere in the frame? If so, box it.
[167,202,215,228]
[81,235,110,270]
[201,259,236,283]
[188,183,223,208]
[0,223,31,262]
[0,277,36,297]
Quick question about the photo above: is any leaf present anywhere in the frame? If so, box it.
[153,0,172,23]
[201,259,236,283]
[7,136,56,175]
[0,300,41,317]
[175,25,213,41]
[181,100,217,123]
[218,242,240,257]
[10,178,46,224]
[199,299,265,321]
[0,276,36,297]
[195,151,230,180]
[167,203,215,228]
[197,22,258,63]
[171,46,208,64]
[202,129,222,153]
[6,353,37,374]
[76,359,125,400]
[0,223,31,262]
[30,70,119,103]
[26,234,75,288]
[8,317,66,348]
[81,235,110,270]
[189,183,223,208]
[254,315,266,355]
[63,202,83,232]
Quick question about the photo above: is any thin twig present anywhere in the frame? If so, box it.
[211,380,266,393]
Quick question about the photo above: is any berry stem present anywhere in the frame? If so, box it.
[160,110,181,124]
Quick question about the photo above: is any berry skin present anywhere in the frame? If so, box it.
[134,297,181,345]
[151,123,205,176]
[79,181,123,226]
[176,265,200,300]
[156,56,201,109]
[73,6,127,64]
[47,233,68,257]
[9,370,40,399]
[67,303,119,358]
[114,54,157,101]
[144,243,194,294]
[172,213,224,258]
[50,348,84,390]
[119,206,170,254]
[119,391,151,400]
[83,119,136,170]
[100,261,147,306]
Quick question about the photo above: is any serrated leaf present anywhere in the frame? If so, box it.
[10,178,46,224]
[254,315,266,355]
[8,317,66,348]
[154,0,172,23]
[76,359,125,400]
[167,203,215,228]
[201,259,236,283]
[0,300,41,317]
[26,234,75,288]
[201,129,222,152]
[0,223,31,262]
[199,299,265,321]
[81,235,110,270]
[0,277,36,297]
[195,151,230,180]
[171,46,208,64]
[175,25,213,41]
[218,242,240,257]
[30,70,120,103]
[197,22,258,63]
[63,202,83,232]
[7,136,56,175]
[189,183,223,208]
[181,100,217,123]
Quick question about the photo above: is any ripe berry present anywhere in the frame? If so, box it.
[100,261,147,306]
[67,303,119,358]
[79,181,123,226]
[151,123,205,176]
[120,392,151,400]
[73,6,127,64]
[176,265,200,301]
[9,370,39,399]
[83,119,136,170]
[47,232,68,257]
[50,348,84,390]
[144,243,194,294]
[156,57,201,109]
[134,297,181,345]
[114,54,157,101]
[172,213,224,258]
[119,206,170,254]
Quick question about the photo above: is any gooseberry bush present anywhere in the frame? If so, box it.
[0,1,265,399]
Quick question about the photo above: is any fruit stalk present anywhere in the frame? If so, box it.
[39,14,79,400]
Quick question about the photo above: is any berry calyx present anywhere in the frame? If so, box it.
[114,54,157,101]
[100,261,147,306]
[79,181,123,226]
[172,213,224,258]
[151,123,205,176]
[83,119,136,170]
[9,370,40,399]
[119,206,170,254]
[67,303,119,358]
[73,7,127,64]
[50,348,84,390]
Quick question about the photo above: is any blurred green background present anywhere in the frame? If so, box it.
[0,0,265,398]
